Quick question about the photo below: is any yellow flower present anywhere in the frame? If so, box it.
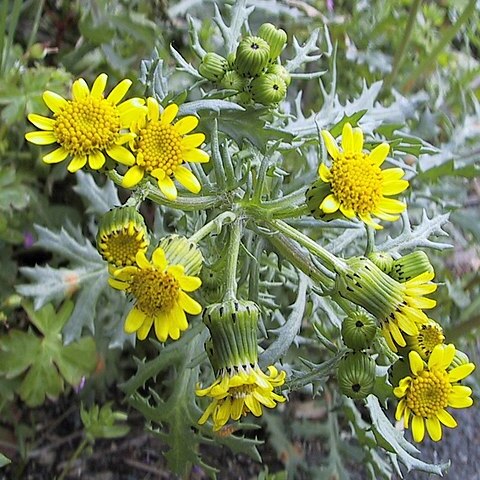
[96,206,149,268]
[196,364,286,431]
[381,272,437,352]
[121,97,210,200]
[394,344,475,442]
[108,246,202,341]
[25,73,145,172]
[405,319,445,359]
[319,123,409,229]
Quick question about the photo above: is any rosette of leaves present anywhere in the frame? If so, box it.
[0,301,97,406]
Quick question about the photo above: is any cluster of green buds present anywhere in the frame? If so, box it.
[367,250,433,282]
[198,23,290,107]
[337,311,377,399]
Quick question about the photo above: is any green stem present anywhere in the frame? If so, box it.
[210,118,226,190]
[224,219,243,301]
[383,0,422,91]
[265,219,348,273]
[272,204,310,219]
[107,170,222,211]
[58,438,89,480]
[26,0,45,51]
[365,225,375,256]
[401,0,476,92]
[189,211,237,243]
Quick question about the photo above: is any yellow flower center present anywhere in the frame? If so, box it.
[415,324,445,357]
[129,269,179,316]
[406,370,451,418]
[330,152,383,214]
[53,98,120,155]
[99,228,147,267]
[136,121,183,176]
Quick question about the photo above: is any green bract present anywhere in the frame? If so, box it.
[341,311,377,350]
[337,351,376,399]
[235,35,271,76]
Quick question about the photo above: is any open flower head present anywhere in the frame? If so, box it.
[196,364,286,431]
[25,73,145,173]
[405,319,445,359]
[108,246,202,342]
[319,123,409,229]
[394,344,475,442]
[121,98,210,201]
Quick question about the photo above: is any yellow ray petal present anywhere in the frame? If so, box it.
[72,78,89,100]
[182,133,205,149]
[122,165,145,188]
[175,166,201,193]
[108,278,128,290]
[318,162,332,182]
[448,363,475,383]
[25,131,57,145]
[147,97,160,122]
[88,150,106,170]
[91,73,108,98]
[178,291,202,315]
[172,303,188,330]
[161,104,179,125]
[43,91,67,114]
[135,251,151,269]
[436,409,457,428]
[154,311,170,342]
[321,130,340,160]
[412,415,425,442]
[158,176,178,201]
[320,193,340,214]
[382,179,409,196]
[408,351,425,375]
[137,315,154,340]
[377,197,406,214]
[368,142,390,166]
[174,116,198,135]
[426,416,442,442]
[27,113,55,130]
[152,247,167,270]
[389,321,406,347]
[448,394,473,409]
[178,275,202,292]
[382,167,405,182]
[352,127,364,152]
[43,146,69,164]
[106,145,135,166]
[107,79,132,105]
[124,307,146,333]
[359,213,382,229]
[341,122,354,152]
[339,204,356,219]
[182,148,210,163]
[67,155,87,173]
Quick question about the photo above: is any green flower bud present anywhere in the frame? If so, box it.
[449,349,470,370]
[202,300,259,370]
[389,251,434,282]
[220,70,247,91]
[337,351,376,399]
[96,206,149,267]
[235,91,253,106]
[388,357,411,387]
[251,73,287,105]
[267,63,291,86]
[226,52,236,69]
[198,52,228,81]
[257,23,287,60]
[367,251,394,274]
[157,234,204,276]
[235,36,270,77]
[341,311,377,350]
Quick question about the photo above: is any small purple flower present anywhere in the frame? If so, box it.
[74,376,86,394]
[327,0,334,11]
[23,231,35,248]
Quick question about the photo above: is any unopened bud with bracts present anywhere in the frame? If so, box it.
[335,256,437,353]
[341,311,377,351]
[337,351,376,399]
[157,234,203,276]
[251,73,286,105]
[202,300,259,371]
[235,36,270,77]
[220,70,247,91]
[257,23,287,60]
[367,251,394,274]
[226,52,237,69]
[96,206,149,267]
[389,251,434,283]
[267,63,291,86]
[199,52,228,81]
[404,319,444,359]
[449,348,470,371]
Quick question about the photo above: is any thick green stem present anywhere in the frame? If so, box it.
[210,118,226,190]
[401,0,476,92]
[383,0,422,91]
[265,219,348,273]
[189,211,237,243]
[224,219,243,301]
[365,225,375,256]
